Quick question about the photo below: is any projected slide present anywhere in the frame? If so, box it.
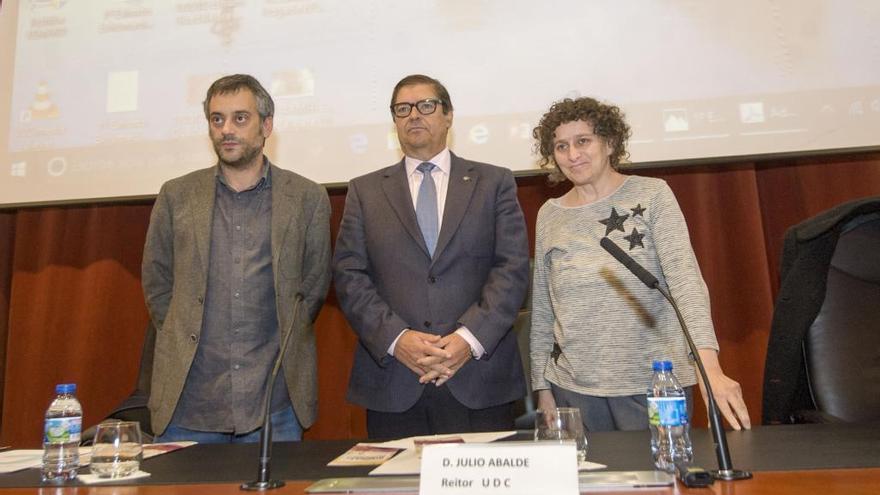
[1,0,879,205]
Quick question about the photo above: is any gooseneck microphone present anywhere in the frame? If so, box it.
[600,237,751,481]
[599,237,659,289]
[241,294,304,491]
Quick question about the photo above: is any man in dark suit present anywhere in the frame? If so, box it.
[142,74,331,442]
[333,74,530,438]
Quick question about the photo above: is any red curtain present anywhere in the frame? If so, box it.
[2,152,878,447]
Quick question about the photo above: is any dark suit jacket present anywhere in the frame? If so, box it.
[333,154,530,412]
[762,195,880,424]
[142,161,331,435]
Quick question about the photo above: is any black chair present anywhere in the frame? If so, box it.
[512,310,536,429]
[83,321,155,444]
[512,261,536,430]
[762,196,880,424]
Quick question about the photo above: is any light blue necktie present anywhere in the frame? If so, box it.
[416,162,438,256]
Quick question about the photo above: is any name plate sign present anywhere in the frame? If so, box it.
[419,441,578,495]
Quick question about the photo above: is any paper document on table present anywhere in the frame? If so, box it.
[0,450,43,474]
[0,442,196,474]
[368,448,420,475]
[327,431,516,468]
[142,441,197,459]
[328,444,401,466]
[578,460,607,471]
[370,430,517,451]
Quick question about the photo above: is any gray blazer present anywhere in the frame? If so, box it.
[141,161,331,435]
[333,154,529,412]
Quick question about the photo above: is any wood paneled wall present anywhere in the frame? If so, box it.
[1,152,878,447]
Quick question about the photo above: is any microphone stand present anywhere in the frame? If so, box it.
[241,294,303,491]
[654,285,751,481]
[599,237,750,481]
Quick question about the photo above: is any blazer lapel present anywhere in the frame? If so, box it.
[270,161,298,268]
[434,153,476,260]
[381,160,430,257]
[189,168,217,280]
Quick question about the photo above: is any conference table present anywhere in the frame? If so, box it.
[1,422,877,494]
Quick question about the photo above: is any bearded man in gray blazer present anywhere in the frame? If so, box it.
[334,74,529,438]
[142,74,331,443]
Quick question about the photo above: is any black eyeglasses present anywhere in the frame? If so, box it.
[390,98,444,118]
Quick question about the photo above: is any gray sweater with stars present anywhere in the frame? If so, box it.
[530,175,718,396]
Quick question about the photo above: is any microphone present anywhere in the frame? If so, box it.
[241,294,304,491]
[599,237,659,288]
[600,238,751,482]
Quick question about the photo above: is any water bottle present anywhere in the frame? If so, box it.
[647,360,693,472]
[41,383,82,482]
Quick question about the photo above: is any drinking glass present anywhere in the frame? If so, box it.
[534,407,588,462]
[90,421,143,478]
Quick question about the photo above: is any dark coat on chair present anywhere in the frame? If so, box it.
[762,195,880,424]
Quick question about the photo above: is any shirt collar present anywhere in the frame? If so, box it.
[405,148,451,178]
[216,156,271,192]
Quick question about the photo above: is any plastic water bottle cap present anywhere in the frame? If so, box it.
[651,360,673,371]
[55,383,76,394]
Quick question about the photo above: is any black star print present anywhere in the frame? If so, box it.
[631,203,646,217]
[624,227,645,250]
[599,207,629,236]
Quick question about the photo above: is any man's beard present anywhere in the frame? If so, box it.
[214,137,264,169]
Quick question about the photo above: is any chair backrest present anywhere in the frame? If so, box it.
[803,214,880,422]
[763,197,880,425]
[512,260,536,429]
[106,320,156,437]
[83,320,156,444]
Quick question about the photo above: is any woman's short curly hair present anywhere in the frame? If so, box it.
[533,97,632,184]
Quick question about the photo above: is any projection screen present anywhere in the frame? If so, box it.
[1,0,879,206]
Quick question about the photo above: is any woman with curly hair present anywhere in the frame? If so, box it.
[529,97,750,432]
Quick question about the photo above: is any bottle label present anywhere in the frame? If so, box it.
[44,416,82,444]
[648,397,688,427]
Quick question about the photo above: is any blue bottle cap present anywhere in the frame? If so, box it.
[652,360,673,371]
[55,383,76,394]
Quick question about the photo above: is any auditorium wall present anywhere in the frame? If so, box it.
[1,151,878,447]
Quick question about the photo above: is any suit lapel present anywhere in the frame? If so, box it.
[381,160,430,257]
[190,169,216,280]
[270,162,297,270]
[433,153,476,260]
